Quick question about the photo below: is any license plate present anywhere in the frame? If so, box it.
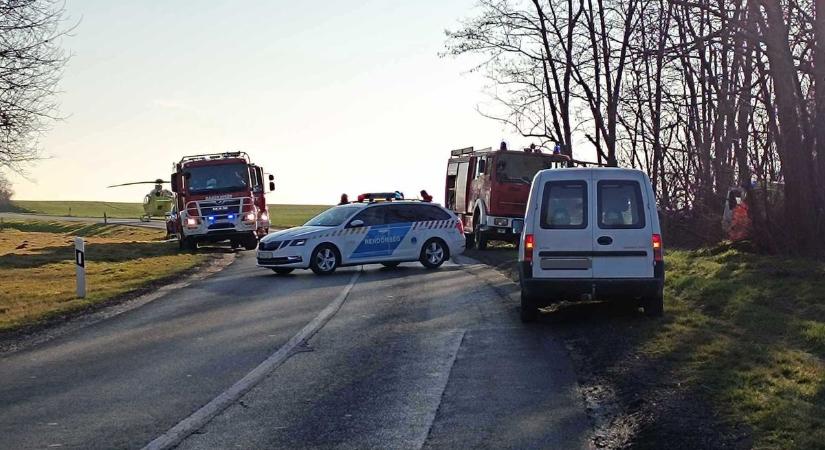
[258,251,273,259]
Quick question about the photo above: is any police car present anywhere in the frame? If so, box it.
[257,200,466,275]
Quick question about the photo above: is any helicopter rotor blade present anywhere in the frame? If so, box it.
[106,180,170,188]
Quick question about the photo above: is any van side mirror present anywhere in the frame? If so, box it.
[170,174,179,193]
[349,219,365,228]
[269,181,275,192]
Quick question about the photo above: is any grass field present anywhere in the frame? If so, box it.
[468,245,825,449]
[657,248,825,448]
[4,200,329,228]
[0,220,207,333]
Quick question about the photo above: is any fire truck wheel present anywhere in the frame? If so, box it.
[178,234,196,251]
[465,233,475,249]
[271,268,294,275]
[420,238,449,269]
[474,226,488,250]
[310,244,340,275]
[243,234,258,251]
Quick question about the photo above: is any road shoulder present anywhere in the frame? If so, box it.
[0,251,236,356]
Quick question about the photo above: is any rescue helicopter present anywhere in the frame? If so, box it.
[107,178,174,222]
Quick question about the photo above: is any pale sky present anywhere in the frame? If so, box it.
[9,0,532,205]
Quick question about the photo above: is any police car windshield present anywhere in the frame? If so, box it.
[305,205,362,227]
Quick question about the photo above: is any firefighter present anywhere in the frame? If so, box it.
[420,190,433,202]
[338,194,349,205]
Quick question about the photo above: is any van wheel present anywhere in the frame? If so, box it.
[310,244,340,275]
[271,268,294,275]
[420,239,448,269]
[643,293,664,317]
[520,290,538,323]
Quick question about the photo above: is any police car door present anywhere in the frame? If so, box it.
[343,205,390,264]
[384,204,418,261]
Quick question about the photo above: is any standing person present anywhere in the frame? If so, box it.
[338,194,349,205]
[420,190,433,202]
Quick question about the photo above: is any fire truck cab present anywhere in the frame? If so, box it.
[169,151,274,250]
[445,146,571,249]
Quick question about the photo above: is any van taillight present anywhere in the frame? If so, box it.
[652,234,663,262]
[524,234,534,262]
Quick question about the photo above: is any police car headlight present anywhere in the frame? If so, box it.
[291,239,307,247]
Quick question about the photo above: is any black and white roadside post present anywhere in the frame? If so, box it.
[75,237,86,298]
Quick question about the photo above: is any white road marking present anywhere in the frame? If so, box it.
[414,330,465,450]
[142,269,363,450]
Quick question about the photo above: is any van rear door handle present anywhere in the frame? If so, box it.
[597,236,613,245]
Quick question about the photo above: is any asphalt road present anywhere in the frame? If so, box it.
[0,212,166,229]
[0,253,589,449]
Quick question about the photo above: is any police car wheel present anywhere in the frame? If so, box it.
[420,239,448,269]
[310,244,340,275]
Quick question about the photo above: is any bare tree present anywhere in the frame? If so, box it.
[0,0,70,171]
[0,171,13,206]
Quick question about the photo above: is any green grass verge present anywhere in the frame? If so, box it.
[5,201,329,228]
[0,220,207,332]
[657,248,825,449]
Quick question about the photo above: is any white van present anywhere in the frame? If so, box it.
[518,168,664,322]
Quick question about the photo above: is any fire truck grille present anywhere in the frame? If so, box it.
[198,198,243,217]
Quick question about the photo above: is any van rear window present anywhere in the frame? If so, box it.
[540,181,587,229]
[597,180,645,229]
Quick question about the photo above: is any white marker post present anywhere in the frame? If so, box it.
[75,237,86,298]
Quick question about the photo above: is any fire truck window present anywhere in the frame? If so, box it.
[477,158,486,175]
[497,154,553,184]
[186,163,251,194]
[349,206,386,227]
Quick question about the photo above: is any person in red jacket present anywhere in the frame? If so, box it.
[420,190,433,202]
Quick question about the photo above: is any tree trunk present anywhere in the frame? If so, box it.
[754,0,819,252]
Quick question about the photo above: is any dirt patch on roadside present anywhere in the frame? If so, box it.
[464,248,752,449]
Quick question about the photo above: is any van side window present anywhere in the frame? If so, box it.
[597,180,645,229]
[540,181,587,229]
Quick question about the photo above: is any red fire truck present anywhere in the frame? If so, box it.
[168,151,274,250]
[445,145,571,249]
